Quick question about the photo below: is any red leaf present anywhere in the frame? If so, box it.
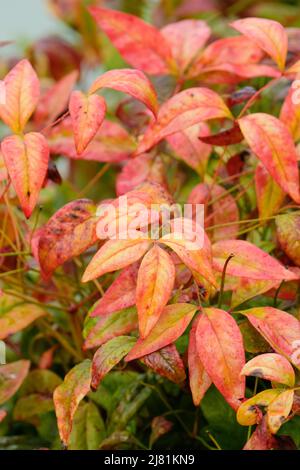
[199,122,243,146]
[0,360,30,405]
[230,18,288,71]
[69,90,106,154]
[238,113,300,203]
[136,245,175,338]
[140,344,186,384]
[125,303,198,361]
[196,308,245,410]
[89,7,174,75]
[89,69,158,117]
[188,317,212,406]
[136,88,233,154]
[255,163,285,218]
[1,132,49,218]
[0,59,40,133]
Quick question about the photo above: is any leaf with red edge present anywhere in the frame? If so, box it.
[230,18,288,71]
[0,294,46,340]
[267,389,294,434]
[89,265,138,318]
[31,199,98,279]
[1,132,49,218]
[280,81,300,140]
[196,308,245,410]
[243,418,281,450]
[0,59,40,133]
[237,389,282,426]
[89,69,158,118]
[89,7,174,75]
[199,123,243,146]
[276,213,300,267]
[238,113,300,203]
[49,117,135,163]
[167,123,211,176]
[91,336,136,389]
[125,303,198,361]
[136,88,233,155]
[84,307,138,351]
[69,90,106,154]
[53,360,91,446]
[136,245,175,338]
[34,70,78,126]
[188,317,211,406]
[0,360,30,405]
[140,344,186,384]
[242,307,300,368]
[161,19,210,74]
[255,163,285,219]
[212,239,298,281]
[82,237,152,283]
[160,218,217,288]
[241,353,295,387]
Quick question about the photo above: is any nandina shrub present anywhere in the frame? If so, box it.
[1,0,300,451]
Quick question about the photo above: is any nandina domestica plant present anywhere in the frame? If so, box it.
[1,0,300,451]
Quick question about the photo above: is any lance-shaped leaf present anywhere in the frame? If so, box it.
[89,264,138,318]
[188,317,211,406]
[49,117,135,163]
[160,218,216,288]
[125,303,198,361]
[53,360,91,446]
[82,237,152,282]
[276,213,300,267]
[166,122,211,175]
[0,360,30,405]
[241,353,295,387]
[242,307,300,368]
[238,114,300,203]
[230,18,288,71]
[212,239,298,281]
[0,59,40,133]
[0,294,46,340]
[91,336,136,389]
[267,389,294,434]
[1,132,49,218]
[140,344,186,384]
[89,7,174,75]
[31,199,98,279]
[229,277,279,309]
[196,308,245,410]
[255,163,285,219]
[89,69,158,117]
[136,245,175,338]
[137,88,233,154]
[34,70,78,125]
[161,19,211,74]
[237,389,282,426]
[280,81,300,140]
[69,90,106,154]
[84,307,138,350]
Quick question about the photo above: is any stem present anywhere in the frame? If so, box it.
[218,254,235,308]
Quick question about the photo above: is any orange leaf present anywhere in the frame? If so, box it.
[212,239,298,281]
[1,132,49,218]
[89,69,158,117]
[267,390,294,434]
[280,80,300,140]
[136,245,175,338]
[89,7,174,75]
[82,237,152,282]
[255,163,285,219]
[0,360,30,405]
[238,113,300,203]
[241,353,295,387]
[242,307,300,369]
[69,90,106,154]
[276,213,300,267]
[230,18,288,71]
[125,303,198,361]
[188,317,212,406]
[137,88,233,154]
[196,308,245,410]
[0,59,40,133]
[53,360,91,446]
